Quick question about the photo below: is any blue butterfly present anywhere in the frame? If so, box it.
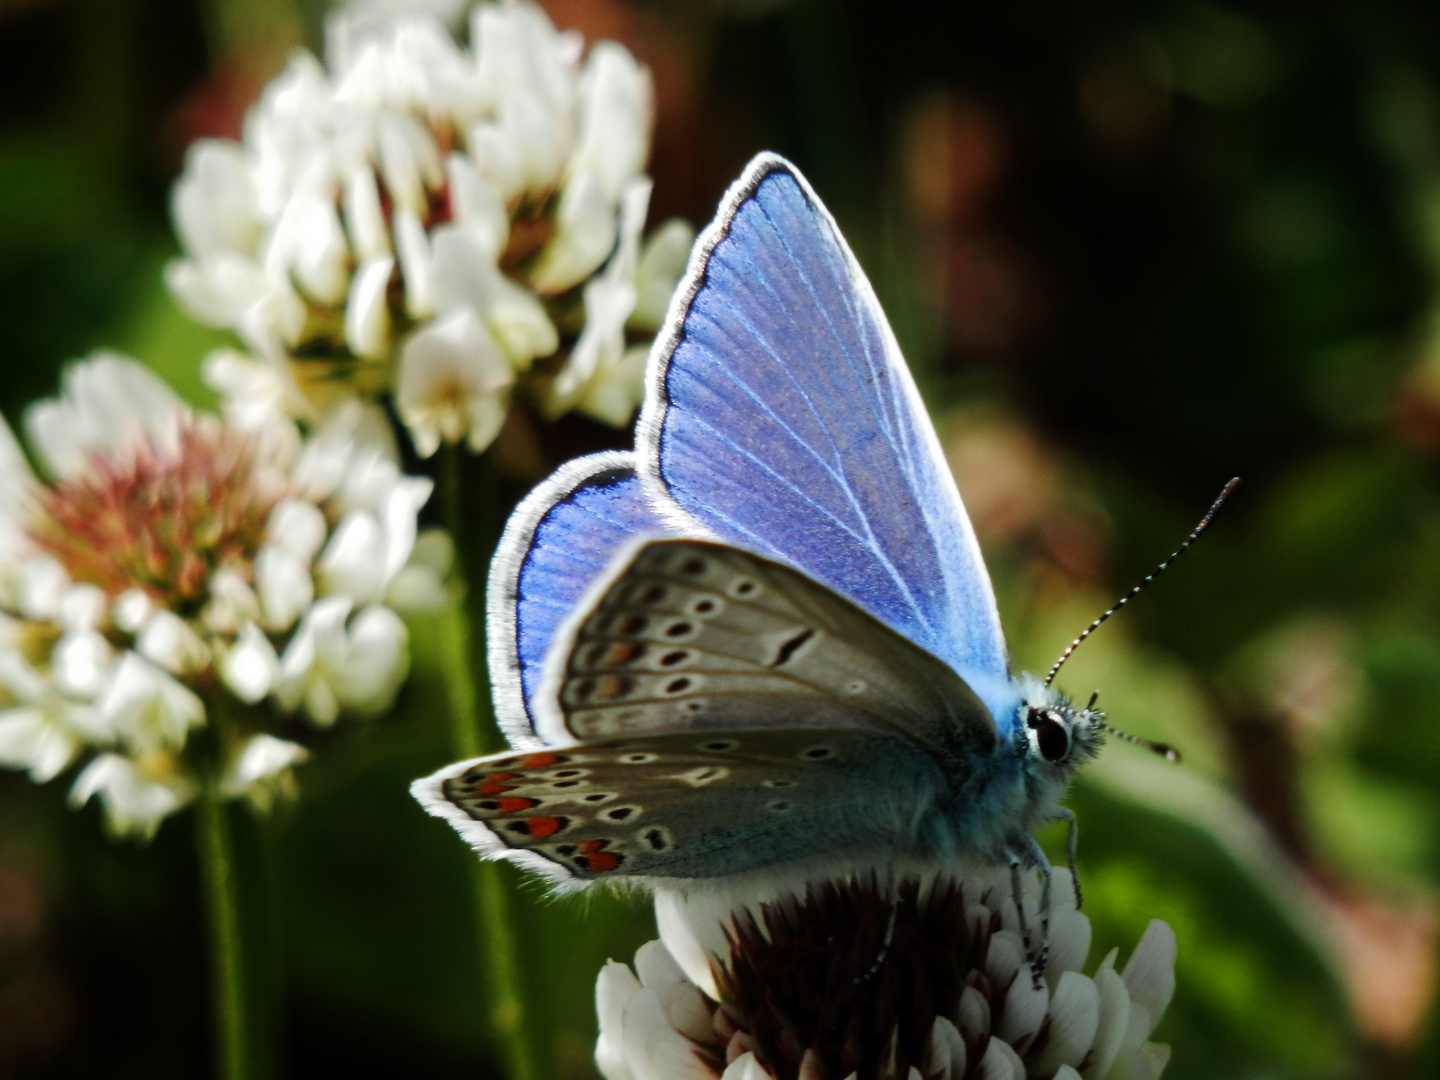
[413,153,1207,971]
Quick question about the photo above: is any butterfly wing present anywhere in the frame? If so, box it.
[637,154,1014,722]
[412,727,951,886]
[487,451,669,747]
[531,538,996,756]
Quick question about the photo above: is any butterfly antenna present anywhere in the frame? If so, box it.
[1044,478,1240,688]
[1082,690,1179,760]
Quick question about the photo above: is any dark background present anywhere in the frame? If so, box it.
[2,0,1439,1077]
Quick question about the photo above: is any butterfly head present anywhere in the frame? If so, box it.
[1024,701,1105,769]
[1018,682,1104,774]
[1016,677,1179,779]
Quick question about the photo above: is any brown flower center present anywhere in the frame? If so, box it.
[28,417,282,611]
[716,878,985,1080]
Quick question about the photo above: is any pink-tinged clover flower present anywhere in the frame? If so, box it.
[0,354,444,839]
[167,1,693,458]
[596,867,1175,1080]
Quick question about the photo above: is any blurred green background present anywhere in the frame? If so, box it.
[2,0,1439,1077]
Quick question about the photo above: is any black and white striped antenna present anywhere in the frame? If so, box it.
[1086,690,1181,762]
[1043,478,1240,689]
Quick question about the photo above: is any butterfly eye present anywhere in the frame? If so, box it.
[1027,710,1071,763]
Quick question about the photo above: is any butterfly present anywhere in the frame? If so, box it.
[412,152,1214,974]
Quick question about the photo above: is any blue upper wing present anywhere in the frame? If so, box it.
[486,451,667,747]
[636,154,1012,719]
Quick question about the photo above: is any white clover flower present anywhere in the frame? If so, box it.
[595,867,1175,1080]
[0,650,94,782]
[167,2,691,458]
[222,733,310,813]
[0,353,445,838]
[69,752,197,842]
[272,596,411,726]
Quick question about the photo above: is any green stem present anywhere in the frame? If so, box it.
[438,445,541,1080]
[197,766,249,1080]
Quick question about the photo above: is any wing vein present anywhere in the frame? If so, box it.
[745,198,943,644]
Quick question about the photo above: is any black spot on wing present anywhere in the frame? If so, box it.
[771,627,815,667]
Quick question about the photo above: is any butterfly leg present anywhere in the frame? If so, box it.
[1054,807,1082,909]
[853,891,901,985]
[1024,833,1054,983]
[1008,835,1056,989]
[1006,846,1046,990]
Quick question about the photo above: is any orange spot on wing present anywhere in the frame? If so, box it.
[520,753,564,769]
[607,641,642,665]
[477,783,514,796]
[526,816,564,839]
[577,839,608,854]
[497,797,539,813]
[594,675,635,701]
[588,852,622,873]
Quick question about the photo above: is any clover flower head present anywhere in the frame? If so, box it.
[0,354,444,838]
[596,865,1175,1080]
[167,1,693,457]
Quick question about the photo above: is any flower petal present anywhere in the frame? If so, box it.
[620,988,712,1080]
[317,511,389,603]
[377,112,442,216]
[269,497,330,564]
[137,610,211,675]
[69,753,194,841]
[1120,920,1176,1043]
[172,139,262,259]
[346,254,397,360]
[98,652,206,753]
[333,604,409,717]
[394,205,436,318]
[203,567,263,635]
[653,887,726,1000]
[256,545,318,630]
[956,984,991,1045]
[998,961,1049,1049]
[976,1035,1025,1080]
[0,707,80,783]
[1032,971,1100,1075]
[17,556,69,621]
[574,343,648,428]
[52,629,114,700]
[396,307,512,457]
[572,41,652,203]
[923,1015,967,1080]
[1047,897,1093,981]
[550,177,650,419]
[221,622,280,704]
[595,959,642,1080]
[632,940,713,1044]
[527,168,615,293]
[629,218,695,331]
[25,354,185,479]
[429,226,557,369]
[343,165,390,260]
[719,1051,770,1080]
[984,929,1025,993]
[447,153,509,259]
[285,195,351,305]
[222,733,308,812]
[112,588,153,634]
[1084,950,1131,1080]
